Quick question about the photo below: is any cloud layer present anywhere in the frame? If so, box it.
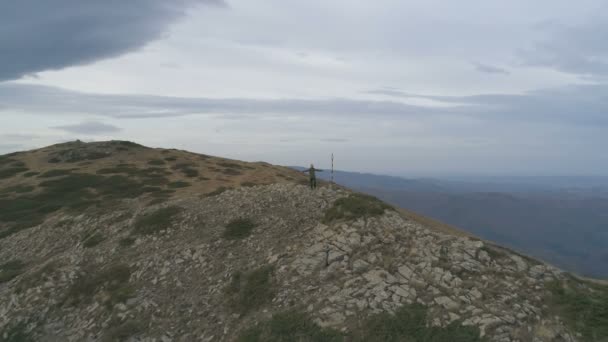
[0,0,224,81]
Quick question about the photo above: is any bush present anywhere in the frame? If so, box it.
[0,259,26,283]
[0,321,35,342]
[547,278,608,341]
[168,181,190,188]
[226,266,274,314]
[0,166,28,179]
[323,193,392,223]
[102,320,143,342]
[223,218,256,240]
[205,186,230,197]
[38,169,74,178]
[22,171,40,178]
[66,263,133,308]
[353,304,482,342]
[119,237,136,247]
[238,310,344,342]
[82,232,106,248]
[132,206,182,235]
[147,159,166,166]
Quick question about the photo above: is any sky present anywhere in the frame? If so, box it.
[1,0,607,176]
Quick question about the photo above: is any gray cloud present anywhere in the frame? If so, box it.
[521,9,608,77]
[473,62,510,75]
[53,121,122,134]
[0,0,225,81]
[1,83,608,127]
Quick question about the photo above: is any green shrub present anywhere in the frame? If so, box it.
[102,320,143,342]
[222,168,243,176]
[181,168,199,177]
[353,304,482,342]
[0,185,35,194]
[168,181,190,188]
[0,167,28,179]
[147,159,166,166]
[323,193,392,223]
[38,169,74,178]
[82,232,106,248]
[22,171,40,178]
[238,310,344,342]
[0,321,35,342]
[164,156,177,162]
[132,206,182,235]
[0,259,26,283]
[205,186,230,197]
[223,218,256,240]
[547,278,608,341]
[66,263,133,308]
[226,266,274,314]
[119,237,136,247]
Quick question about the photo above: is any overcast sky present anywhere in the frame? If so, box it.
[1,0,607,176]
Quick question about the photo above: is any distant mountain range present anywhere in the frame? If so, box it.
[293,167,608,279]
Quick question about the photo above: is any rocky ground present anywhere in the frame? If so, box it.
[0,182,583,342]
[1,142,606,341]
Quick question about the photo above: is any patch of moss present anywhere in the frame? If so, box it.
[119,237,136,247]
[168,181,190,188]
[353,304,483,342]
[66,263,134,308]
[82,232,106,248]
[0,259,26,283]
[205,186,230,197]
[323,193,392,223]
[547,277,608,341]
[238,310,343,342]
[22,171,40,178]
[0,321,35,342]
[0,166,28,179]
[38,169,74,178]
[223,218,256,240]
[131,206,182,235]
[147,159,166,166]
[226,266,274,314]
[0,184,35,194]
[102,319,143,342]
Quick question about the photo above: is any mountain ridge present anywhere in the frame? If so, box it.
[1,141,607,341]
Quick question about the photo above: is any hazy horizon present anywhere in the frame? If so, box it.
[2,1,608,176]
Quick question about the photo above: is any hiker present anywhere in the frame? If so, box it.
[303,163,323,189]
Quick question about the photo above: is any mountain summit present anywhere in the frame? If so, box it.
[0,141,606,341]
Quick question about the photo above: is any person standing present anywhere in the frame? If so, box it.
[303,163,323,189]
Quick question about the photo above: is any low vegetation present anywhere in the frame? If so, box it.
[38,169,74,178]
[238,310,343,342]
[147,159,166,166]
[223,218,256,239]
[353,304,483,342]
[323,193,393,223]
[0,184,35,194]
[0,172,153,239]
[82,231,106,248]
[547,277,608,341]
[226,266,274,314]
[205,186,230,197]
[16,261,60,293]
[0,259,26,283]
[119,237,136,247]
[0,166,28,179]
[168,181,190,188]
[131,206,182,235]
[0,321,35,342]
[238,304,483,342]
[102,320,143,342]
[66,263,134,308]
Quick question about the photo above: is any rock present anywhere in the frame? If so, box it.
[434,296,459,310]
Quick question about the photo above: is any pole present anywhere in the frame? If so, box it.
[331,153,334,184]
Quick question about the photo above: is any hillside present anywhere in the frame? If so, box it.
[1,141,607,342]
[300,167,608,279]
